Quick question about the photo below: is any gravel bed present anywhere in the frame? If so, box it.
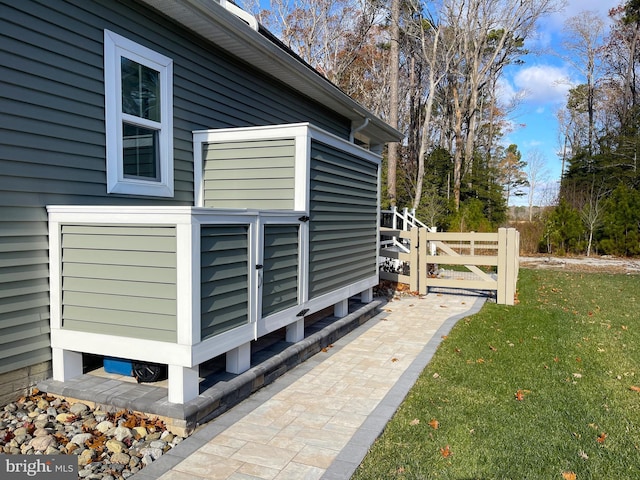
[0,390,185,479]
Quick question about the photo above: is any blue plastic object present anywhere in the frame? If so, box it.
[103,357,132,376]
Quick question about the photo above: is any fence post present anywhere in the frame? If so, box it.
[418,228,428,295]
[497,227,507,304]
[503,228,517,306]
[410,227,419,292]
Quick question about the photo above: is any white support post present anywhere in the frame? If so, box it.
[286,319,305,343]
[334,298,348,318]
[226,342,251,374]
[52,348,83,381]
[361,287,373,303]
[167,365,199,404]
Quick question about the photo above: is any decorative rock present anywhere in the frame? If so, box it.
[1,393,186,480]
[149,440,167,450]
[78,448,95,466]
[111,452,131,464]
[132,426,147,438]
[70,433,94,445]
[29,434,57,451]
[44,446,60,455]
[113,426,132,441]
[139,446,163,460]
[70,403,90,415]
[34,419,51,429]
[105,439,126,454]
[95,420,114,433]
[56,413,75,423]
[145,432,162,441]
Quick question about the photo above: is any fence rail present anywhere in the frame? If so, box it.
[380,227,520,305]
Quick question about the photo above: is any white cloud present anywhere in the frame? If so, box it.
[548,0,620,30]
[512,64,575,105]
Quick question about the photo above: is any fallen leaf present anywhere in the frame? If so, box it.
[396,467,406,473]
[515,390,525,401]
[573,373,583,379]
[391,357,399,362]
[554,356,560,363]
[440,445,452,458]
[476,358,485,364]
[579,450,589,460]
[630,386,640,392]
[597,432,607,444]
[622,325,629,330]
[410,418,420,426]
[489,345,497,351]
[433,373,440,379]
[428,418,439,429]
[562,472,577,480]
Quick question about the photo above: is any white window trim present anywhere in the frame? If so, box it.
[104,29,174,197]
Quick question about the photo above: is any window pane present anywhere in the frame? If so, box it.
[121,57,160,121]
[123,123,159,180]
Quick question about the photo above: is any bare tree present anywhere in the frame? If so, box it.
[410,7,455,211]
[388,0,400,207]
[525,149,550,221]
[562,11,606,160]
[579,180,608,257]
[435,0,563,209]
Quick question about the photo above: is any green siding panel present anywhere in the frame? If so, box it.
[308,141,379,298]
[203,139,296,209]
[0,0,353,374]
[200,225,249,340]
[60,225,177,341]
[262,225,299,317]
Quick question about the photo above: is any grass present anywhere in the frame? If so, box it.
[353,268,640,479]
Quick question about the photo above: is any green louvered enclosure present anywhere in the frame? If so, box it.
[60,224,178,342]
[201,225,250,340]
[261,224,299,317]
[49,123,382,405]
[308,141,379,298]
[202,139,296,210]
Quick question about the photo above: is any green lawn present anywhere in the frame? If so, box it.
[353,268,640,479]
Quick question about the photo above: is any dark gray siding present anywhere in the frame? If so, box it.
[201,225,250,340]
[0,0,352,373]
[203,139,296,209]
[308,141,379,298]
[61,225,177,342]
[262,225,299,317]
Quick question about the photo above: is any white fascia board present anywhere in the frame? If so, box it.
[50,330,193,366]
[303,276,379,316]
[306,124,382,165]
[191,323,255,365]
[48,218,62,330]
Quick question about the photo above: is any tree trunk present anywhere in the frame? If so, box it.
[387,0,400,206]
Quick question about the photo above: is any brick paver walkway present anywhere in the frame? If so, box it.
[134,291,486,480]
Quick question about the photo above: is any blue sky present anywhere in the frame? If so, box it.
[503,0,621,205]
